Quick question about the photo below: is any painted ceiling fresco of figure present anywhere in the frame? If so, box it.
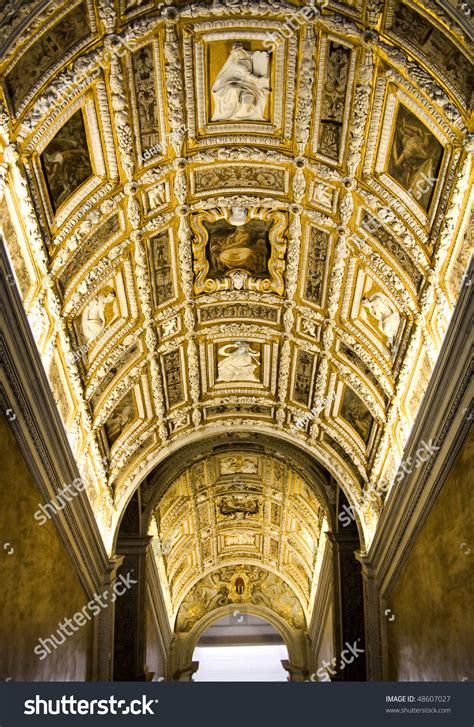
[388,105,443,210]
[341,387,374,444]
[392,1,472,104]
[218,494,260,519]
[41,111,93,211]
[175,566,305,632]
[4,3,89,112]
[211,43,271,122]
[205,219,271,277]
[104,391,135,447]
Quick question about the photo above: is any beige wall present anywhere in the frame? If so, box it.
[313,604,334,679]
[0,413,93,681]
[146,604,167,680]
[387,427,474,681]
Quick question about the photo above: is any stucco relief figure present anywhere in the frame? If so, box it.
[148,183,166,208]
[388,105,443,210]
[220,456,258,474]
[229,270,248,290]
[211,43,270,122]
[217,341,260,383]
[81,289,118,344]
[229,207,248,226]
[362,292,400,347]
[161,317,178,337]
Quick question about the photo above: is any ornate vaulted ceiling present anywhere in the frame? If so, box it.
[148,448,328,627]
[0,0,472,567]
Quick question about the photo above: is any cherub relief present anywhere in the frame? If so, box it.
[81,288,118,344]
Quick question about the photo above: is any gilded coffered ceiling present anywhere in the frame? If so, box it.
[0,0,472,565]
[148,448,328,626]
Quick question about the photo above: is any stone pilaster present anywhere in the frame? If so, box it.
[113,535,152,680]
[356,552,383,680]
[328,531,367,681]
[93,554,124,680]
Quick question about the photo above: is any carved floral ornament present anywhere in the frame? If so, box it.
[0,0,471,561]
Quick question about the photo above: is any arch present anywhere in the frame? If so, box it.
[111,424,367,552]
[170,603,310,682]
[110,432,370,682]
[171,559,311,623]
[192,613,289,682]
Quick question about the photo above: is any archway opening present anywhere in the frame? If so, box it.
[112,437,366,681]
[192,614,289,682]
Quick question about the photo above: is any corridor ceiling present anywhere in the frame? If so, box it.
[0,0,472,554]
[149,447,329,627]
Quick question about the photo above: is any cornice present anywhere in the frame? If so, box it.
[0,241,109,594]
[364,254,473,592]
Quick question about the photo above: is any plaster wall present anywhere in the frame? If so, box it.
[145,604,167,681]
[312,604,334,678]
[386,427,474,681]
[0,413,93,681]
